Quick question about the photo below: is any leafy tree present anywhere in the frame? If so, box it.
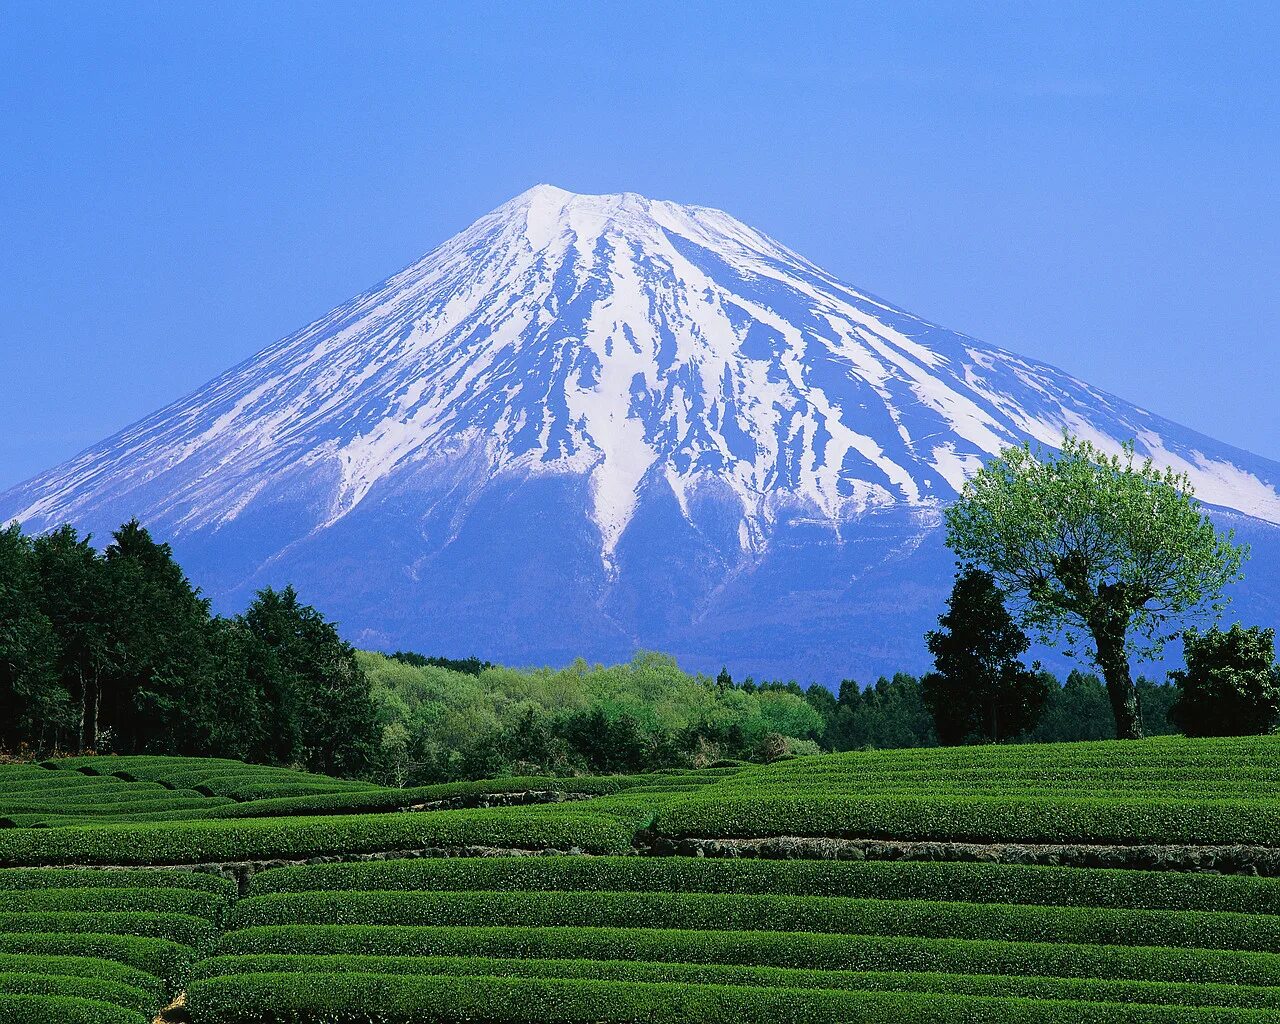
[921,569,1050,744]
[241,586,377,776]
[1136,676,1180,736]
[945,435,1246,739]
[1169,624,1280,736]
[830,674,935,750]
[101,520,212,752]
[31,525,113,750]
[0,524,66,748]
[802,683,838,739]
[1030,670,1114,742]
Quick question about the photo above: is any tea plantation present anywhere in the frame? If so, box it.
[1,737,1278,1022]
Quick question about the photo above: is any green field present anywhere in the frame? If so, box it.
[1,738,1278,1022]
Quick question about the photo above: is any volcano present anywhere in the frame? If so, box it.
[4,185,1278,680]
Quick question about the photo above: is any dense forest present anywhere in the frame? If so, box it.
[1,518,1273,784]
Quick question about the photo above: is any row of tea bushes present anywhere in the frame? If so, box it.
[0,867,234,1022]
[246,855,1280,914]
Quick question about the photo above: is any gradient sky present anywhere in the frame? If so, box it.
[2,2,1277,490]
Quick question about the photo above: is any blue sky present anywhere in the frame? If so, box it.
[1,2,1277,489]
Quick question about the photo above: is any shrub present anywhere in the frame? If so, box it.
[244,856,1280,914]
[0,911,216,947]
[226,890,1280,953]
[0,954,163,999]
[0,994,148,1024]
[183,971,1273,1024]
[0,933,191,990]
[0,971,157,1014]
[0,868,234,897]
[0,808,637,865]
[0,887,227,923]
[216,925,1280,987]
[187,954,1280,1011]
[652,793,1280,846]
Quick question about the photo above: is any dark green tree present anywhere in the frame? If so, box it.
[921,568,1050,744]
[945,436,1246,739]
[1030,670,1113,742]
[831,674,935,750]
[241,585,376,776]
[0,523,67,748]
[1169,625,1280,737]
[101,519,213,752]
[31,525,113,750]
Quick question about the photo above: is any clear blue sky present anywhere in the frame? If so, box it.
[2,2,1277,489]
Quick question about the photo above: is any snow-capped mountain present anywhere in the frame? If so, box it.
[4,185,1279,680]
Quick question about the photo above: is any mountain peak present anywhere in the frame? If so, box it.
[5,187,1280,583]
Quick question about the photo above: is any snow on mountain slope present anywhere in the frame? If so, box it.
[4,185,1279,679]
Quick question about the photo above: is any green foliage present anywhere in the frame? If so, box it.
[0,994,149,1024]
[1170,625,1280,736]
[945,435,1247,738]
[922,569,1050,744]
[0,972,157,1014]
[227,888,1280,951]
[187,954,1280,1012]
[0,524,67,749]
[0,934,191,991]
[828,674,936,750]
[652,734,1280,845]
[2,519,380,777]
[363,650,825,784]
[184,970,1266,1024]
[245,856,1280,915]
[0,806,638,865]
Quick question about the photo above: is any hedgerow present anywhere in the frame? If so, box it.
[0,933,191,990]
[244,856,1280,914]
[0,993,148,1024]
[203,775,640,819]
[0,911,216,947]
[225,890,1279,953]
[181,971,1280,1024]
[0,954,163,1000]
[187,954,1280,1011]
[0,807,637,865]
[217,925,1280,987]
[652,794,1280,846]
[0,971,157,1014]
[0,887,226,924]
[0,868,234,897]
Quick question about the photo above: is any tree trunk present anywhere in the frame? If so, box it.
[80,671,98,751]
[1089,591,1143,740]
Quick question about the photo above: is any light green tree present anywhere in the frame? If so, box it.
[944,435,1247,739]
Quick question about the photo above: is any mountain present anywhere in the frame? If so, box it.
[4,184,1279,681]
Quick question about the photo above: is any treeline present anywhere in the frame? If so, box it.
[0,520,375,776]
[4,517,1274,786]
[364,651,824,785]
[738,671,1178,753]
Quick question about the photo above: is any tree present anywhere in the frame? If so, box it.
[0,524,67,748]
[31,525,113,750]
[830,674,935,750]
[101,519,213,752]
[1030,670,1114,742]
[921,568,1050,744]
[945,436,1246,739]
[241,586,377,776]
[1169,624,1280,737]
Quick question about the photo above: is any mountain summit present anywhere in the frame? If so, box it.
[5,186,1279,677]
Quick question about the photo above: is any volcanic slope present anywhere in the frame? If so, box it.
[3,185,1278,677]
